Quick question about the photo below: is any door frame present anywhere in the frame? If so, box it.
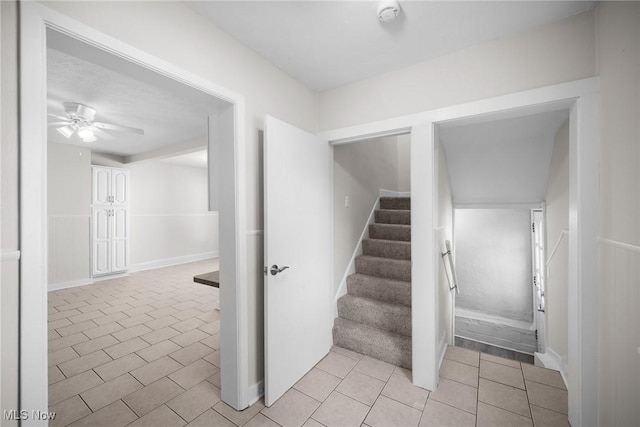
[321,77,599,427]
[20,1,249,415]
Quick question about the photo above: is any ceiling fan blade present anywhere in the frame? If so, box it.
[48,121,71,126]
[93,121,144,135]
[89,126,114,141]
[48,113,70,121]
[56,126,76,139]
[63,102,96,121]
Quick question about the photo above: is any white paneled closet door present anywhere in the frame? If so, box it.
[111,169,130,206]
[111,207,129,272]
[92,207,112,276]
[92,167,111,205]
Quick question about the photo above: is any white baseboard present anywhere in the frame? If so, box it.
[534,347,568,388]
[129,251,219,273]
[93,272,131,282]
[379,189,411,197]
[247,380,264,406]
[48,278,94,291]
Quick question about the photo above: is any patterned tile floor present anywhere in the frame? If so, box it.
[48,260,569,426]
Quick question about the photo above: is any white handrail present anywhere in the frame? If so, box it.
[598,237,640,254]
[546,229,568,267]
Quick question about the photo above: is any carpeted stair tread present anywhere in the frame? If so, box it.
[369,223,411,242]
[338,294,411,336]
[347,273,411,306]
[333,317,412,369]
[380,197,411,210]
[375,209,411,225]
[355,255,411,281]
[362,238,411,260]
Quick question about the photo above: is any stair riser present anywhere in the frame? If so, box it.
[355,257,411,281]
[338,297,411,336]
[380,197,411,210]
[369,224,411,242]
[347,274,411,307]
[333,318,412,369]
[375,210,411,225]
[362,239,411,260]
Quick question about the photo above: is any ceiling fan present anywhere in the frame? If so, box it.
[48,102,144,143]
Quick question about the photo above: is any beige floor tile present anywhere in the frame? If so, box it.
[382,372,429,410]
[245,413,282,427]
[479,360,524,389]
[197,310,220,323]
[146,315,181,330]
[315,352,358,379]
[55,301,89,312]
[478,378,530,418]
[127,405,187,427]
[80,373,143,411]
[49,329,61,341]
[131,355,184,385]
[101,303,134,315]
[72,334,119,356]
[68,310,104,324]
[49,366,66,385]
[94,353,147,381]
[213,399,265,426]
[294,367,342,402]
[78,302,112,313]
[480,353,521,369]
[312,391,370,427]
[261,388,320,427]
[364,395,422,427]
[198,319,220,335]
[429,378,477,414]
[55,320,99,337]
[112,324,153,342]
[83,321,124,339]
[123,377,185,416]
[138,340,183,363]
[105,337,151,359]
[167,380,222,421]
[203,349,220,367]
[419,399,476,427]
[521,364,566,389]
[173,308,204,321]
[207,372,221,388]
[171,328,210,347]
[148,306,179,319]
[169,359,219,389]
[187,409,236,427]
[439,359,479,388]
[526,381,568,415]
[170,342,214,366]
[200,333,220,350]
[302,418,324,427]
[476,402,533,427]
[49,309,82,322]
[331,346,364,361]
[68,399,138,427]
[49,347,79,367]
[58,350,112,378]
[49,370,104,405]
[530,404,571,427]
[48,318,72,331]
[444,346,480,367]
[49,333,89,353]
[119,313,155,328]
[49,395,91,427]
[125,304,155,317]
[335,370,385,406]
[93,311,130,326]
[354,356,396,382]
[141,326,181,345]
[173,317,206,333]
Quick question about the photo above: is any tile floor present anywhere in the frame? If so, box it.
[48,260,569,427]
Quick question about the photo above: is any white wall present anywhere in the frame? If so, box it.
[333,135,410,291]
[454,208,533,323]
[545,120,569,368]
[437,141,453,348]
[595,3,640,426]
[48,143,92,287]
[1,1,19,423]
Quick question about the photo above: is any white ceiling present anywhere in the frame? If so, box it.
[439,109,570,205]
[190,1,596,91]
[47,29,230,157]
[160,150,208,168]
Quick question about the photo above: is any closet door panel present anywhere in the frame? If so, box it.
[112,207,129,272]
[92,167,111,205]
[112,169,130,206]
[92,208,111,276]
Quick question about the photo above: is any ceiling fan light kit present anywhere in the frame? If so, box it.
[377,0,401,23]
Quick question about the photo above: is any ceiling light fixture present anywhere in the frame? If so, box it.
[78,128,97,143]
[377,0,400,23]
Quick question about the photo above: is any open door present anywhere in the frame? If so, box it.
[263,115,333,406]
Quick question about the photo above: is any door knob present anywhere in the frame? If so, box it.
[270,265,289,276]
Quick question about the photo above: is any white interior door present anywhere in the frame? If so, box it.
[92,207,111,276]
[264,115,333,406]
[112,207,129,272]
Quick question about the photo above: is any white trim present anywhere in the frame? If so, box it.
[129,252,219,273]
[47,214,91,219]
[1,251,20,262]
[48,278,94,291]
[535,347,568,388]
[437,332,448,371]
[598,237,640,253]
[454,203,543,210]
[379,189,411,198]
[129,213,219,218]
[20,2,249,413]
[247,380,265,407]
[334,198,379,309]
[246,229,264,236]
[547,229,569,266]
[92,272,130,282]
[321,77,600,426]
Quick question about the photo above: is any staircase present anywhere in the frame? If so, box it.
[332,197,412,369]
